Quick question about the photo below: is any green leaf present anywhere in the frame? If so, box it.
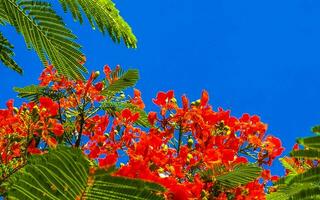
[311,125,320,134]
[267,183,320,200]
[14,85,46,102]
[268,132,320,200]
[290,149,320,160]
[212,164,261,188]
[297,135,320,150]
[102,69,139,96]
[1,0,87,79]
[285,167,320,186]
[58,0,137,48]
[4,146,165,199]
[0,32,22,74]
[279,157,298,175]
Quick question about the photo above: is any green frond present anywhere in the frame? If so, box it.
[4,146,165,199]
[279,157,298,175]
[267,183,320,200]
[58,0,137,48]
[0,32,22,73]
[289,187,320,200]
[311,125,320,135]
[102,69,139,96]
[290,149,320,159]
[200,164,227,182]
[215,164,261,188]
[14,85,46,102]
[14,84,67,103]
[297,135,320,150]
[1,0,87,79]
[84,174,164,200]
[285,167,320,186]
[200,164,261,188]
[269,132,320,200]
[0,3,8,24]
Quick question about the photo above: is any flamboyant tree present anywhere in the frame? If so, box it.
[0,65,285,199]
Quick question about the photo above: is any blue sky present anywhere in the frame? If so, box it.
[1,0,320,176]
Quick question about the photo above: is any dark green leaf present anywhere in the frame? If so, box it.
[4,146,165,199]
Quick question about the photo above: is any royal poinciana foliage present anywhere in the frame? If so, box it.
[0,0,136,78]
[267,127,320,200]
[0,64,287,199]
[4,146,165,200]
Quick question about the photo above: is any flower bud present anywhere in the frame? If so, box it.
[120,93,125,99]
[191,99,201,107]
[93,71,100,79]
[157,167,164,174]
[187,138,194,148]
[161,144,168,152]
[187,153,193,162]
[168,165,175,173]
[13,107,19,114]
[33,105,39,113]
[171,97,177,103]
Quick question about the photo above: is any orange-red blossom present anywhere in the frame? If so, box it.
[0,66,285,200]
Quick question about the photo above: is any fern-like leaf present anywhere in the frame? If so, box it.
[267,183,320,200]
[311,125,320,135]
[200,164,261,188]
[102,69,139,96]
[215,164,261,188]
[0,32,22,73]
[279,157,298,175]
[14,85,46,102]
[285,167,320,186]
[1,0,87,79]
[4,146,165,199]
[58,0,137,48]
[297,135,320,150]
[290,149,320,159]
[268,133,320,200]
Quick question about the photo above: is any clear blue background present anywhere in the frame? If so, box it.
[1,0,320,176]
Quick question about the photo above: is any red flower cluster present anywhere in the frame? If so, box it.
[0,97,62,166]
[113,90,284,199]
[0,65,285,199]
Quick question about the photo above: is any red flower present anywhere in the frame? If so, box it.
[130,89,145,109]
[27,140,42,155]
[271,175,280,182]
[181,95,189,111]
[39,97,59,117]
[167,185,190,200]
[94,82,104,91]
[88,145,100,159]
[153,90,174,107]
[120,108,140,123]
[52,123,64,136]
[6,99,14,110]
[293,143,299,151]
[47,137,58,147]
[98,152,118,168]
[200,90,209,107]
[148,111,157,126]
